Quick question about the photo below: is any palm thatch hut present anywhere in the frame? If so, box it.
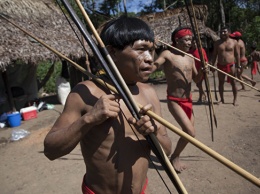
[0,0,90,113]
[140,4,219,52]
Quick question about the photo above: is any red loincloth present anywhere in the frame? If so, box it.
[82,176,148,194]
[251,61,258,75]
[189,48,208,80]
[82,181,95,194]
[140,178,148,194]
[167,95,193,120]
[217,63,234,83]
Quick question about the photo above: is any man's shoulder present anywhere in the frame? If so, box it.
[229,38,238,45]
[160,49,172,56]
[138,82,153,89]
[72,80,93,90]
[137,82,160,103]
[239,39,245,44]
[215,38,222,45]
[138,82,157,94]
[72,80,106,96]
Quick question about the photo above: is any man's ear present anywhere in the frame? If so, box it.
[175,38,179,45]
[106,45,117,62]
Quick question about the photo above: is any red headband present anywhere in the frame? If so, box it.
[230,31,242,38]
[174,29,192,39]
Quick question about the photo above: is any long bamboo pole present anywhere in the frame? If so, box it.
[159,40,260,92]
[2,14,259,188]
[185,0,216,141]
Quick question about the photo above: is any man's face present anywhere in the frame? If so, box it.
[113,40,155,84]
[220,29,229,39]
[176,35,192,52]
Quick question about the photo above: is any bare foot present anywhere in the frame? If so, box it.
[238,87,245,91]
[171,156,186,173]
[201,94,207,102]
[233,101,239,106]
[217,99,224,105]
[252,81,256,87]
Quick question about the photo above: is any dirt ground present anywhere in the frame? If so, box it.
[0,69,259,194]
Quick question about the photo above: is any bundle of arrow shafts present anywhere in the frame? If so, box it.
[1,0,259,192]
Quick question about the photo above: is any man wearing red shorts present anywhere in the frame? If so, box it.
[249,42,260,80]
[154,27,206,172]
[229,31,256,89]
[211,26,240,106]
[189,39,209,102]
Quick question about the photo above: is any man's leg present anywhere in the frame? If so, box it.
[167,100,195,172]
[241,74,256,86]
[230,67,238,106]
[196,80,205,102]
[218,71,226,104]
[237,68,245,90]
[240,61,256,87]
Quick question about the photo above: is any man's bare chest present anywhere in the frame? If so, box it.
[219,42,235,52]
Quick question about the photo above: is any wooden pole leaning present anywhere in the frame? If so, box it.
[2,14,259,189]
[186,0,217,140]
[159,40,260,92]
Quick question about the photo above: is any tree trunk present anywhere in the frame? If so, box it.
[219,0,225,26]
[123,0,127,15]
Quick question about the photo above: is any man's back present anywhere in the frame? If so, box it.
[251,50,260,61]
[238,39,246,58]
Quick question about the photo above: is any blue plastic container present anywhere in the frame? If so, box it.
[7,113,21,127]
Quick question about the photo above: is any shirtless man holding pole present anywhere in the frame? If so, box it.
[211,26,240,106]
[154,27,205,172]
[44,16,172,194]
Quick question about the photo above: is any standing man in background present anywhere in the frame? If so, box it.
[211,26,240,106]
[189,38,209,102]
[229,31,256,90]
[249,42,260,80]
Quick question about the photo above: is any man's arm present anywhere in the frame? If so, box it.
[234,41,241,68]
[211,41,218,67]
[44,84,120,160]
[192,57,206,83]
[153,50,169,71]
[148,88,172,156]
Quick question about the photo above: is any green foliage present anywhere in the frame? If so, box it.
[244,16,260,50]
[149,70,165,79]
[36,61,62,94]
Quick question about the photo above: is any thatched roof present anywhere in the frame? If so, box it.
[140,5,219,45]
[0,0,89,72]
